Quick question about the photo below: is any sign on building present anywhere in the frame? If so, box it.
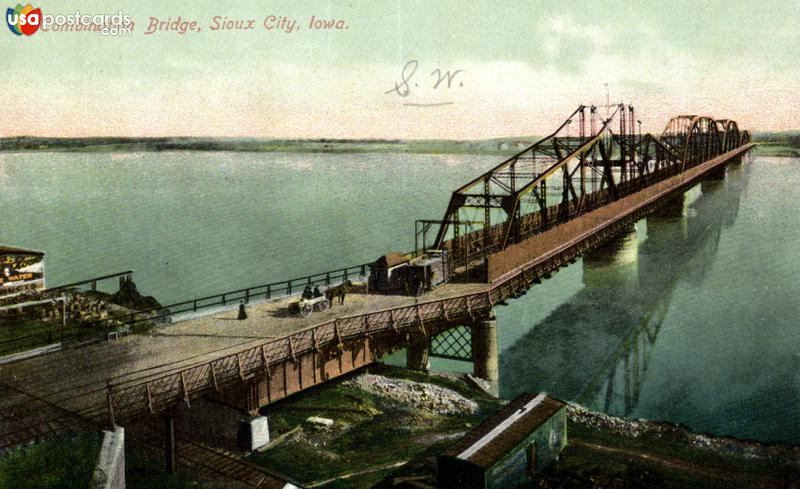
[0,245,45,297]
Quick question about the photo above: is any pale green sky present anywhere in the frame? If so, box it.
[4,0,799,138]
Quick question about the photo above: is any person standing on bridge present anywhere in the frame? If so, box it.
[237,301,247,320]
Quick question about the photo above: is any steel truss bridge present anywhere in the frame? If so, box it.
[424,104,750,280]
[0,104,753,462]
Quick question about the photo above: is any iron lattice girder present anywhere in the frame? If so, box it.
[461,194,515,210]
[429,325,473,362]
[433,105,618,243]
[510,113,622,199]
[447,105,586,196]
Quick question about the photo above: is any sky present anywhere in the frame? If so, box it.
[3,0,799,138]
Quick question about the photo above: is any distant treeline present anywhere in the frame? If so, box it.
[0,136,539,156]
[752,131,800,145]
[752,131,800,157]
[2,132,797,157]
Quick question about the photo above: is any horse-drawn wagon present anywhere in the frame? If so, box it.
[288,295,330,317]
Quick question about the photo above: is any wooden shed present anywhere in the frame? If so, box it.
[438,393,567,489]
[0,245,45,298]
[369,252,410,293]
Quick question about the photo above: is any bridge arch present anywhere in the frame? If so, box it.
[682,116,722,169]
[722,120,740,152]
[661,115,696,136]
[740,130,751,145]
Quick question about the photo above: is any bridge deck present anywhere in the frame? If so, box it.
[0,282,487,446]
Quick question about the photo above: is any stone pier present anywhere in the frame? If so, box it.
[650,193,685,218]
[582,223,639,288]
[471,315,499,397]
[406,337,430,371]
[704,163,727,182]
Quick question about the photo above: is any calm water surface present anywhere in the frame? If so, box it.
[0,152,797,443]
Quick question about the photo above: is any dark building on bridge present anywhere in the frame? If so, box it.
[370,251,450,294]
[438,393,567,489]
[369,252,410,293]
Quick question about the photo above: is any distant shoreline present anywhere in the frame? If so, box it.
[1,134,798,157]
[0,136,539,157]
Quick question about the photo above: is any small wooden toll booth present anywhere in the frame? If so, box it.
[438,393,567,489]
[369,252,411,293]
[0,245,45,298]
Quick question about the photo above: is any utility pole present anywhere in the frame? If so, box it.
[637,120,642,145]
[61,294,66,342]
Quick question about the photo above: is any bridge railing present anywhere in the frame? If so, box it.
[86,263,371,330]
[44,270,134,294]
[93,287,496,424]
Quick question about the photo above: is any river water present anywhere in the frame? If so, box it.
[0,151,797,443]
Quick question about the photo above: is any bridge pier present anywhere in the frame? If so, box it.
[243,380,260,416]
[471,315,499,397]
[700,159,727,193]
[703,163,727,182]
[406,337,430,371]
[701,179,724,194]
[164,407,177,474]
[582,223,639,288]
[650,193,685,218]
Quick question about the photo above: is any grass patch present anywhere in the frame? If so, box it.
[248,366,499,487]
[532,421,800,488]
[0,432,100,489]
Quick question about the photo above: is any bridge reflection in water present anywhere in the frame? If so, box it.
[498,159,750,416]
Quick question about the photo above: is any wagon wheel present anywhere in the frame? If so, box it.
[318,299,330,311]
[300,303,313,317]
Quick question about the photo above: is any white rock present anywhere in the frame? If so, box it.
[306,416,334,428]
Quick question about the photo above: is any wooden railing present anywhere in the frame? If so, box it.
[87,288,497,423]
[44,270,134,293]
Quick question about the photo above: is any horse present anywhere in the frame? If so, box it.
[325,280,352,306]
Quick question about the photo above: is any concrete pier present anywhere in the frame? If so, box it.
[647,193,687,241]
[704,164,727,182]
[472,316,499,396]
[582,223,639,288]
[406,338,430,371]
[650,193,685,218]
